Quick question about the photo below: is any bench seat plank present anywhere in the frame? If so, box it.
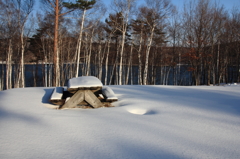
[49,87,64,105]
[102,86,118,102]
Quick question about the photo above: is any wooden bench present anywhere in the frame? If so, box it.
[49,87,65,105]
[101,86,118,102]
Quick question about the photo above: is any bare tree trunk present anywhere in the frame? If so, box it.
[109,44,120,85]
[119,32,126,85]
[20,30,25,88]
[48,48,52,87]
[75,9,86,77]
[86,31,94,76]
[98,43,102,80]
[98,41,104,80]
[143,27,155,85]
[137,31,143,85]
[53,0,60,86]
[125,43,133,84]
[6,39,13,90]
[104,38,111,85]
[216,40,220,84]
[1,60,4,90]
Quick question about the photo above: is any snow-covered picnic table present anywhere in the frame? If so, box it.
[49,76,118,109]
[67,76,103,93]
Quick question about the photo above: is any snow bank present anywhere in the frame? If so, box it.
[0,85,240,159]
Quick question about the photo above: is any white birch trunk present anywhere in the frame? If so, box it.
[48,50,52,87]
[125,43,133,84]
[20,29,25,88]
[143,27,155,85]
[0,60,3,90]
[19,14,30,88]
[6,39,13,90]
[75,9,86,77]
[99,42,104,81]
[104,34,113,85]
[119,32,126,85]
[138,31,143,85]
[98,42,103,80]
[217,41,220,84]
[86,32,94,76]
[56,47,60,86]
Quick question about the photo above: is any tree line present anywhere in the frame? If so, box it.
[0,0,239,90]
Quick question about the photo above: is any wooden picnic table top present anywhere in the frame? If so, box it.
[67,76,103,93]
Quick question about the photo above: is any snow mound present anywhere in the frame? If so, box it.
[127,108,148,115]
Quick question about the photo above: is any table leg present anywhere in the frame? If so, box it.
[60,90,84,109]
[85,90,103,108]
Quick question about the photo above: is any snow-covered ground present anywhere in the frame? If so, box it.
[0,85,240,159]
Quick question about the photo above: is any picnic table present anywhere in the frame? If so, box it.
[49,76,118,109]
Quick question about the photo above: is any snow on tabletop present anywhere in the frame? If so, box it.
[102,86,118,100]
[50,87,63,99]
[0,85,240,159]
[67,76,103,88]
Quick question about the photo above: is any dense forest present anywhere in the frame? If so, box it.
[0,0,240,90]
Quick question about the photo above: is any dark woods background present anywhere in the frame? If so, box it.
[0,0,239,90]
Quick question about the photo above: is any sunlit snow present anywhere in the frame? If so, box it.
[0,84,240,159]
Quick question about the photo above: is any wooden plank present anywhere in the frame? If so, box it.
[85,90,103,108]
[59,90,85,109]
[67,88,78,94]
[50,99,65,105]
[49,87,64,105]
[101,86,118,102]
[106,98,118,102]
[90,86,102,92]
[67,86,102,94]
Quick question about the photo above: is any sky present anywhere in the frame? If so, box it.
[172,0,239,9]
[103,0,240,11]
[34,0,239,14]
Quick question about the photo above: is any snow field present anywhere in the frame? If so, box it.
[0,85,240,159]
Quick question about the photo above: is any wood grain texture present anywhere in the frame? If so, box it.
[60,90,85,109]
[84,90,103,108]
[67,86,102,94]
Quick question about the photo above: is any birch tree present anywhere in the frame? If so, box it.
[131,19,145,85]
[0,0,18,89]
[14,0,35,88]
[63,0,96,77]
[141,0,173,85]
[111,0,136,85]
[104,31,112,85]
